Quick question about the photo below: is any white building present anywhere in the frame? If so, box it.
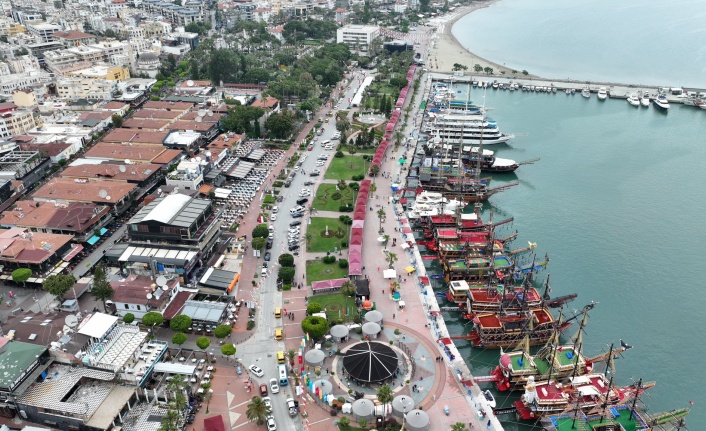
[56,77,118,101]
[0,70,53,98]
[26,22,61,43]
[336,25,380,51]
[165,159,204,191]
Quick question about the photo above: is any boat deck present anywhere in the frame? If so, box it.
[555,347,579,366]
[550,406,649,431]
[511,353,536,372]
[469,287,541,303]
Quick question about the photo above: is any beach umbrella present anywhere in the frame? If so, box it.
[398,158,407,165]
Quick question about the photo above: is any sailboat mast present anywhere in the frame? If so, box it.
[629,378,642,421]
[599,374,615,423]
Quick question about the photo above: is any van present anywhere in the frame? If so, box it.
[296,198,308,205]
[275,328,283,340]
[277,351,285,364]
[261,268,268,277]
[321,140,330,146]
[275,308,282,318]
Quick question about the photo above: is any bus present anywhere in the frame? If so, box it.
[278,364,289,387]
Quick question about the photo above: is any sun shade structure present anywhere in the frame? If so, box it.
[362,322,381,338]
[330,324,350,341]
[313,379,332,394]
[364,310,383,324]
[304,349,326,366]
[342,341,398,383]
[405,410,430,431]
[392,395,415,418]
[351,398,375,421]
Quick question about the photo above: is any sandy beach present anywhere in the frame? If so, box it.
[427,0,536,78]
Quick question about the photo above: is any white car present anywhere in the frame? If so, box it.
[249,365,264,377]
[270,378,280,394]
[272,206,279,213]
[293,165,300,172]
[270,214,277,221]
[266,416,277,431]
[262,396,272,410]
[316,161,325,166]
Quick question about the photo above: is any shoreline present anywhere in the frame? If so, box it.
[427,0,540,78]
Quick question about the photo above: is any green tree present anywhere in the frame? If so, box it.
[159,409,181,431]
[221,105,265,134]
[252,237,266,250]
[278,266,296,284]
[252,224,269,238]
[169,315,192,332]
[91,265,114,311]
[452,63,468,72]
[370,164,380,176]
[286,349,296,366]
[377,208,386,233]
[11,268,32,286]
[385,252,398,269]
[337,179,347,192]
[377,385,393,417]
[306,302,322,315]
[301,316,328,339]
[359,418,368,430]
[214,324,232,339]
[451,423,468,431]
[246,397,271,425]
[123,313,135,324]
[111,113,123,128]
[483,66,494,75]
[338,417,351,428]
[473,64,483,73]
[160,374,187,430]
[172,332,187,346]
[340,281,356,321]
[42,274,76,300]
[196,336,211,351]
[278,253,294,267]
[221,343,236,359]
[264,112,295,139]
[142,311,164,327]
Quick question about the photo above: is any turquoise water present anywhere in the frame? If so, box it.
[452,0,706,88]
[429,88,706,429]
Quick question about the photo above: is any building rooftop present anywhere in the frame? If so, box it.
[129,194,209,227]
[77,313,119,339]
[0,338,47,389]
[168,120,214,132]
[61,163,161,182]
[18,142,72,157]
[84,142,181,164]
[0,200,110,232]
[181,300,227,324]
[111,274,178,307]
[102,101,129,110]
[122,118,172,130]
[102,129,168,145]
[132,109,182,120]
[55,30,94,40]
[180,111,222,123]
[251,96,279,109]
[0,228,73,264]
[32,177,136,204]
[142,101,193,111]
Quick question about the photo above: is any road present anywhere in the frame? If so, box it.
[231,71,366,430]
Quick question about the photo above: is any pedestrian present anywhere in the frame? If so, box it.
[393,313,395,319]
[378,266,380,271]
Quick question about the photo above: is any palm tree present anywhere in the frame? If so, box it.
[451,423,468,431]
[376,208,386,233]
[246,397,271,425]
[305,232,313,251]
[394,131,404,149]
[383,234,390,249]
[287,349,297,366]
[376,385,393,418]
[340,281,356,321]
[385,252,398,269]
[390,281,400,292]
[369,181,377,197]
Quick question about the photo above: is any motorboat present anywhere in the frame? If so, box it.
[581,88,591,98]
[640,93,651,107]
[627,94,640,107]
[571,89,576,95]
[653,94,670,110]
[597,87,608,100]
[483,390,497,409]
[683,97,706,109]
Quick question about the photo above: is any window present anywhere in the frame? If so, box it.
[125,304,129,309]
[136,305,141,310]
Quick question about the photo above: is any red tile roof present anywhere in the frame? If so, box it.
[32,178,136,204]
[102,129,168,145]
[162,291,193,319]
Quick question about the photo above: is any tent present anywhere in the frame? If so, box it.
[343,342,398,384]
[405,266,416,274]
[383,269,397,279]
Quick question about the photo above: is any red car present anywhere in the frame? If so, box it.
[260,384,268,396]
[307,145,314,151]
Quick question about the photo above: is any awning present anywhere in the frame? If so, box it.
[87,235,100,245]
[99,227,108,236]
[405,266,416,274]
[383,269,397,279]
[63,244,84,261]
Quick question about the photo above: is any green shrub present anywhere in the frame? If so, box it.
[340,241,348,247]
[339,204,353,212]
[282,284,292,291]
[352,174,365,181]
[264,195,275,204]
[331,192,342,201]
[338,259,348,268]
[273,181,284,188]
[247,320,255,330]
[349,182,360,191]
[323,256,336,264]
[307,303,322,314]
[334,151,344,158]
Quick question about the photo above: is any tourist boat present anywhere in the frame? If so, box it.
[514,374,655,420]
[466,307,570,349]
[491,304,631,392]
[640,93,651,107]
[627,94,641,107]
[424,112,514,146]
[581,88,591,98]
[460,147,521,173]
[653,94,670,110]
[446,279,474,305]
[682,97,706,109]
[538,404,689,431]
[597,87,608,100]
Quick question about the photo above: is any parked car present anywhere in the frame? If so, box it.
[290,220,302,227]
[249,365,264,377]
[270,378,280,394]
[260,384,268,396]
[264,252,271,261]
[266,416,277,431]
[266,240,273,249]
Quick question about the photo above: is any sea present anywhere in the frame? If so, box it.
[451,0,706,89]
[427,2,706,429]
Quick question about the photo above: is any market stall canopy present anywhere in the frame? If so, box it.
[405,266,416,274]
[304,349,326,366]
[351,398,375,421]
[364,310,383,324]
[383,269,397,279]
[330,324,350,339]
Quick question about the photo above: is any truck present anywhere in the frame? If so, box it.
[286,398,299,417]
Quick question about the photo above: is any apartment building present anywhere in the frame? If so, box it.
[336,24,380,51]
[56,77,117,101]
[26,22,61,43]
[0,17,26,36]
[0,103,36,138]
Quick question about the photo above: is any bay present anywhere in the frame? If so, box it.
[451,0,706,88]
[432,87,706,429]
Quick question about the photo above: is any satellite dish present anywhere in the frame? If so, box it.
[162,285,169,291]
[105,196,111,200]
[65,315,78,328]
[186,80,194,87]
[190,158,196,163]
[125,159,132,165]
[146,293,153,299]
[119,165,126,172]
[198,109,207,116]
[98,189,108,198]
[195,116,203,123]
[156,275,167,287]
[206,111,213,117]
[204,151,212,157]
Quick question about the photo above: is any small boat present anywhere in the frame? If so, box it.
[653,94,670,110]
[483,390,496,409]
[640,93,651,107]
[565,89,571,95]
[581,88,591,98]
[492,82,499,89]
[570,89,575,94]
[683,97,706,109]
[551,87,557,93]
[627,94,640,107]
[597,87,608,100]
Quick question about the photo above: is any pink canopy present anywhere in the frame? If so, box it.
[312,278,350,292]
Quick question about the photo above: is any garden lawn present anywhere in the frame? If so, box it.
[306,260,349,285]
[305,291,356,321]
[311,184,358,212]
[344,145,376,154]
[325,155,366,180]
[307,217,349,253]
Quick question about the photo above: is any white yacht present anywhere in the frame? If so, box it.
[640,93,651,107]
[407,191,464,219]
[627,94,640,107]
[581,88,591,98]
[423,111,513,146]
[653,94,670,110]
[597,87,608,100]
